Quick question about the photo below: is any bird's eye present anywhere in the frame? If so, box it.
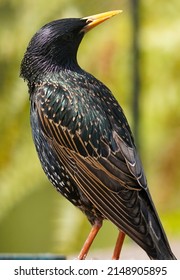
[62,33,73,41]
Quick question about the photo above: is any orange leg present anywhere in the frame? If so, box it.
[78,221,102,260]
[112,230,125,260]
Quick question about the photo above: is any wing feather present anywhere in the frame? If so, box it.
[34,82,154,239]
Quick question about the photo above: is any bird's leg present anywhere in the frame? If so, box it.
[112,230,125,260]
[78,220,102,260]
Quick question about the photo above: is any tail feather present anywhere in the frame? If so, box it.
[138,190,176,260]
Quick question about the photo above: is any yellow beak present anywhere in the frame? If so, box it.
[81,10,122,33]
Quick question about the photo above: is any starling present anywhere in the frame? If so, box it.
[20,10,176,260]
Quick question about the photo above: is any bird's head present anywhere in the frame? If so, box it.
[20,10,121,84]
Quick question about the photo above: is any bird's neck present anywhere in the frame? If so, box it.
[22,52,82,91]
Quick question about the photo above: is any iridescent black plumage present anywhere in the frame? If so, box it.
[20,12,176,259]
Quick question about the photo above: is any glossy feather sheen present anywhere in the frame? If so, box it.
[21,16,176,260]
[30,68,175,259]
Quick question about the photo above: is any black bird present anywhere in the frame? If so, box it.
[20,11,176,260]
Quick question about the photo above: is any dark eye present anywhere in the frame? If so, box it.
[62,32,73,41]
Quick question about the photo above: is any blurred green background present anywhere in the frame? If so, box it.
[0,0,179,257]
